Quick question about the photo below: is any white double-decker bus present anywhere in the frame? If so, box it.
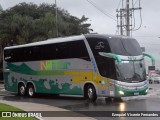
[3,34,155,101]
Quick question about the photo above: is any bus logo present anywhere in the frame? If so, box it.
[95,42,105,49]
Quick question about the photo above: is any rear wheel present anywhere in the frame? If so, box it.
[18,83,26,96]
[86,85,97,102]
[26,84,35,97]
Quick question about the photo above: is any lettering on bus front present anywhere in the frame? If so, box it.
[128,56,136,60]
[40,60,70,70]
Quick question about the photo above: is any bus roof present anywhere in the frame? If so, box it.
[4,34,132,50]
[4,35,85,50]
[84,34,132,40]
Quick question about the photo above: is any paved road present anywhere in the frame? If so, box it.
[0,84,160,120]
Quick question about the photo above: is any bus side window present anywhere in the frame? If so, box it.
[68,40,90,61]
[7,48,24,62]
[4,50,11,62]
[42,44,56,60]
[86,38,111,56]
[32,46,42,61]
[23,47,31,61]
[86,37,117,79]
[17,48,24,62]
[55,43,68,59]
[53,40,90,61]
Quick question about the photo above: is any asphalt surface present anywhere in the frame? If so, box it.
[0,84,160,120]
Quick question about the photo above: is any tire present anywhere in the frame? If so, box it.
[86,85,97,102]
[105,97,122,102]
[114,97,122,102]
[105,97,112,102]
[18,83,26,96]
[26,84,35,97]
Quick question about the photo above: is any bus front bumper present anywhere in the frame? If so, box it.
[115,84,148,97]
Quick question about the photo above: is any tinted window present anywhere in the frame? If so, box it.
[108,38,142,56]
[54,40,90,61]
[4,48,24,62]
[41,44,56,60]
[4,40,90,62]
[23,46,43,61]
[86,37,116,79]
[86,37,111,56]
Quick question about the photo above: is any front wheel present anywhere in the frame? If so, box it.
[86,85,97,102]
[26,84,35,97]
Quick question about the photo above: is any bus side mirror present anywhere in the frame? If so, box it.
[143,53,155,66]
[99,52,122,63]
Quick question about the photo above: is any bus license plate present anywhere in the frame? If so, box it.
[134,92,139,96]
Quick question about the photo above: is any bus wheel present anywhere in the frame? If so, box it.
[105,97,113,102]
[87,85,97,102]
[26,84,35,97]
[114,97,123,102]
[18,83,26,96]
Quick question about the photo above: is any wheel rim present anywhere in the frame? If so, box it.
[88,88,93,99]
[29,88,34,96]
[20,86,25,95]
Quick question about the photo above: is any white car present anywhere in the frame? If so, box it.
[148,74,160,84]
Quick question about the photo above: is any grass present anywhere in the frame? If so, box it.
[0,103,36,120]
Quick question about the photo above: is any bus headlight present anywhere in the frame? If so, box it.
[119,90,124,95]
[145,89,148,93]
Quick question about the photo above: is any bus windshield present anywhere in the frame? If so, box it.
[116,60,146,82]
[108,38,142,56]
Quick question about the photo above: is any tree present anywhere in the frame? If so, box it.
[0,2,92,44]
[0,2,92,68]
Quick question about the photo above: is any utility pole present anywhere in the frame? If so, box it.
[126,0,130,36]
[120,10,123,35]
[117,0,142,37]
[55,0,58,37]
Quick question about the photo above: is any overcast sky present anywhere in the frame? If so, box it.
[1,0,160,69]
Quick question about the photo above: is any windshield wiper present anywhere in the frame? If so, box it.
[132,73,142,81]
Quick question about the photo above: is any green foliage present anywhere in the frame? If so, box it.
[0,2,92,45]
[0,2,92,68]
[0,103,36,120]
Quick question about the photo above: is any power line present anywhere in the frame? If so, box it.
[134,36,160,38]
[132,0,142,31]
[117,0,122,9]
[134,0,139,6]
[116,0,142,36]
[131,0,136,30]
[86,0,117,21]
